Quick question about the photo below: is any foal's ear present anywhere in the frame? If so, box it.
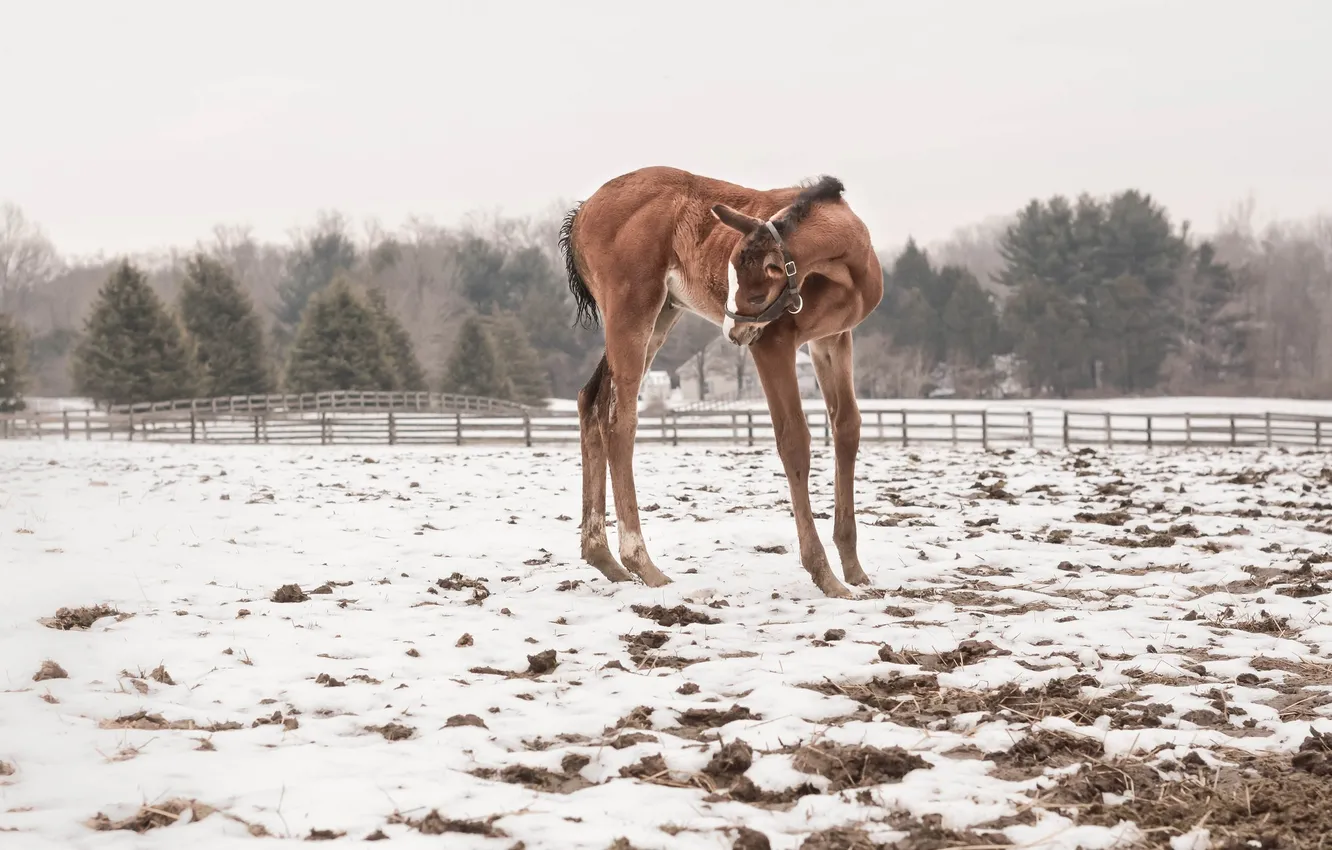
[711,204,764,235]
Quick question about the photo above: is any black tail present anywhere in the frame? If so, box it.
[558,203,599,329]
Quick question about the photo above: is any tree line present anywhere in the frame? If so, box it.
[1,188,1329,413]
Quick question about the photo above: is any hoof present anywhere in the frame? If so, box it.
[631,563,673,588]
[844,569,871,587]
[585,549,634,583]
[813,572,854,599]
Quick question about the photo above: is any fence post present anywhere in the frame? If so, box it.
[522,412,531,448]
[981,411,989,450]
[1265,412,1272,447]
[85,410,92,440]
[671,413,679,447]
[950,413,958,447]
[1146,415,1153,449]
[1185,414,1192,447]
[1316,420,1322,449]
[455,412,462,446]
[389,411,397,445]
[190,411,197,444]
[1062,411,1070,447]
[823,414,830,447]
[1026,411,1034,447]
[62,411,70,440]
[900,411,908,448]
[877,410,883,440]
[1229,416,1236,447]
[128,411,134,442]
[747,411,754,447]
[253,415,260,444]
[1104,413,1112,448]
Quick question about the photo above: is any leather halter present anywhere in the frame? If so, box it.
[723,220,803,325]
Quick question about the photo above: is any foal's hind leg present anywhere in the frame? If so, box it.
[602,298,676,587]
[578,356,633,582]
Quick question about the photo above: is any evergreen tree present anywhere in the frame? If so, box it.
[71,260,197,407]
[940,269,1002,366]
[365,287,427,391]
[273,219,357,354]
[441,316,507,398]
[178,253,273,398]
[283,277,395,393]
[997,190,1188,393]
[0,311,28,412]
[484,312,550,404]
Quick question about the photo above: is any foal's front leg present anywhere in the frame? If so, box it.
[750,335,852,599]
[809,332,869,586]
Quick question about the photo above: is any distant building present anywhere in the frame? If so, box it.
[675,338,820,403]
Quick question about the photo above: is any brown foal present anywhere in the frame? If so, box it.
[558,166,883,598]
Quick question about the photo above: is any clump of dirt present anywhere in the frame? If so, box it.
[472,758,594,794]
[436,572,490,605]
[673,704,760,737]
[804,675,1165,733]
[754,545,788,555]
[271,584,308,603]
[306,828,345,840]
[1075,510,1131,526]
[877,639,1010,672]
[988,729,1104,774]
[621,631,697,670]
[367,723,415,741]
[445,714,487,729]
[611,732,655,749]
[1293,730,1332,776]
[791,741,927,791]
[99,711,241,732]
[42,604,121,630]
[469,649,560,679]
[33,660,67,681]
[731,826,772,850]
[1,761,15,777]
[799,827,877,850]
[527,649,558,675]
[619,754,671,784]
[703,739,754,780]
[314,673,345,687]
[388,809,505,837]
[88,799,216,832]
[149,665,174,685]
[1045,751,1332,847]
[608,706,655,733]
[631,603,720,627]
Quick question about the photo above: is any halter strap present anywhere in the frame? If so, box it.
[723,221,804,325]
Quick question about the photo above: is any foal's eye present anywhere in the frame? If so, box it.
[765,263,782,275]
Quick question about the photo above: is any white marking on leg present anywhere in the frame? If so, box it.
[721,262,740,338]
[620,528,647,561]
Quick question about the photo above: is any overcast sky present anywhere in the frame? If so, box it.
[3,0,1328,258]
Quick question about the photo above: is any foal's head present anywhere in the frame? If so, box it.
[711,176,844,345]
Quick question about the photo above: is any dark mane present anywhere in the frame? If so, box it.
[785,175,845,226]
[738,175,846,263]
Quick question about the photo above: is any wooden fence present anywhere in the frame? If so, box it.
[2,406,1329,450]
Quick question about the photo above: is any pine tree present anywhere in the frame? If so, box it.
[365,287,427,392]
[441,316,508,398]
[0,311,28,412]
[178,253,273,398]
[284,277,395,393]
[484,312,550,404]
[71,260,197,407]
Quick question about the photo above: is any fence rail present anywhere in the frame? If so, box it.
[105,390,534,416]
[2,407,1328,450]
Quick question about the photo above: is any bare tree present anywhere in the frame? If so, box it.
[0,202,61,312]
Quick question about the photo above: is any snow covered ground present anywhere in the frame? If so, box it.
[2,441,1331,849]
